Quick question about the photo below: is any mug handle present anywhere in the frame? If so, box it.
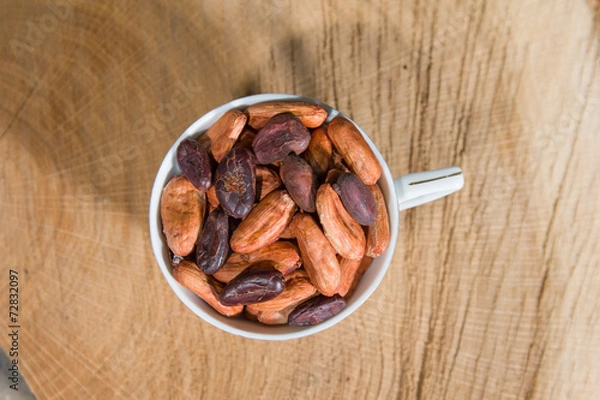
[394,166,464,210]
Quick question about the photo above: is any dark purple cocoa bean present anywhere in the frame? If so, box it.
[196,208,230,275]
[288,294,346,326]
[215,147,256,219]
[252,113,311,164]
[334,173,377,226]
[176,138,212,191]
[219,262,285,306]
[280,154,318,212]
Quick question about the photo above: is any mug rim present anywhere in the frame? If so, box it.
[148,94,399,340]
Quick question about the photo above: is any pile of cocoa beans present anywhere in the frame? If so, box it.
[160,102,390,326]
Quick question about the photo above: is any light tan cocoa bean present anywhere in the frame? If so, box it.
[243,241,302,275]
[255,304,297,325]
[278,219,296,239]
[346,256,373,298]
[256,166,282,201]
[200,110,247,162]
[160,175,205,257]
[337,256,372,297]
[283,268,309,282]
[327,116,382,185]
[336,256,361,297]
[303,127,332,178]
[212,254,249,283]
[230,190,297,253]
[172,261,243,317]
[213,241,302,283]
[245,101,328,130]
[316,183,366,260]
[294,213,341,296]
[365,184,391,257]
[234,128,256,149]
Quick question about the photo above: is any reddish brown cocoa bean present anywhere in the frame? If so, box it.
[327,116,382,185]
[365,184,391,257]
[316,184,366,260]
[172,261,243,317]
[346,256,373,299]
[256,166,282,201]
[245,101,328,130]
[160,175,206,257]
[201,110,247,162]
[234,128,257,149]
[303,127,332,178]
[229,190,297,254]
[293,213,341,296]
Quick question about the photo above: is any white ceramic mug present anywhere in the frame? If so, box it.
[149,94,464,340]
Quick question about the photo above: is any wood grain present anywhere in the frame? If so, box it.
[1,1,599,399]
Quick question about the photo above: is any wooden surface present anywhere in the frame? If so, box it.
[1,1,599,399]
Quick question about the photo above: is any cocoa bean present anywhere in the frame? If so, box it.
[196,208,230,275]
[160,175,205,257]
[252,113,310,164]
[293,213,341,296]
[303,127,332,178]
[173,261,243,317]
[245,101,328,129]
[215,147,256,219]
[176,138,212,191]
[213,241,301,283]
[316,183,366,260]
[365,184,391,257]
[229,190,297,254]
[288,294,346,326]
[334,173,377,226]
[246,275,317,312]
[202,109,247,162]
[256,165,282,201]
[327,116,382,185]
[235,128,256,149]
[219,262,285,306]
[280,154,318,212]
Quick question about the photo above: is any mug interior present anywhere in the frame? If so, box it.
[148,94,399,340]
